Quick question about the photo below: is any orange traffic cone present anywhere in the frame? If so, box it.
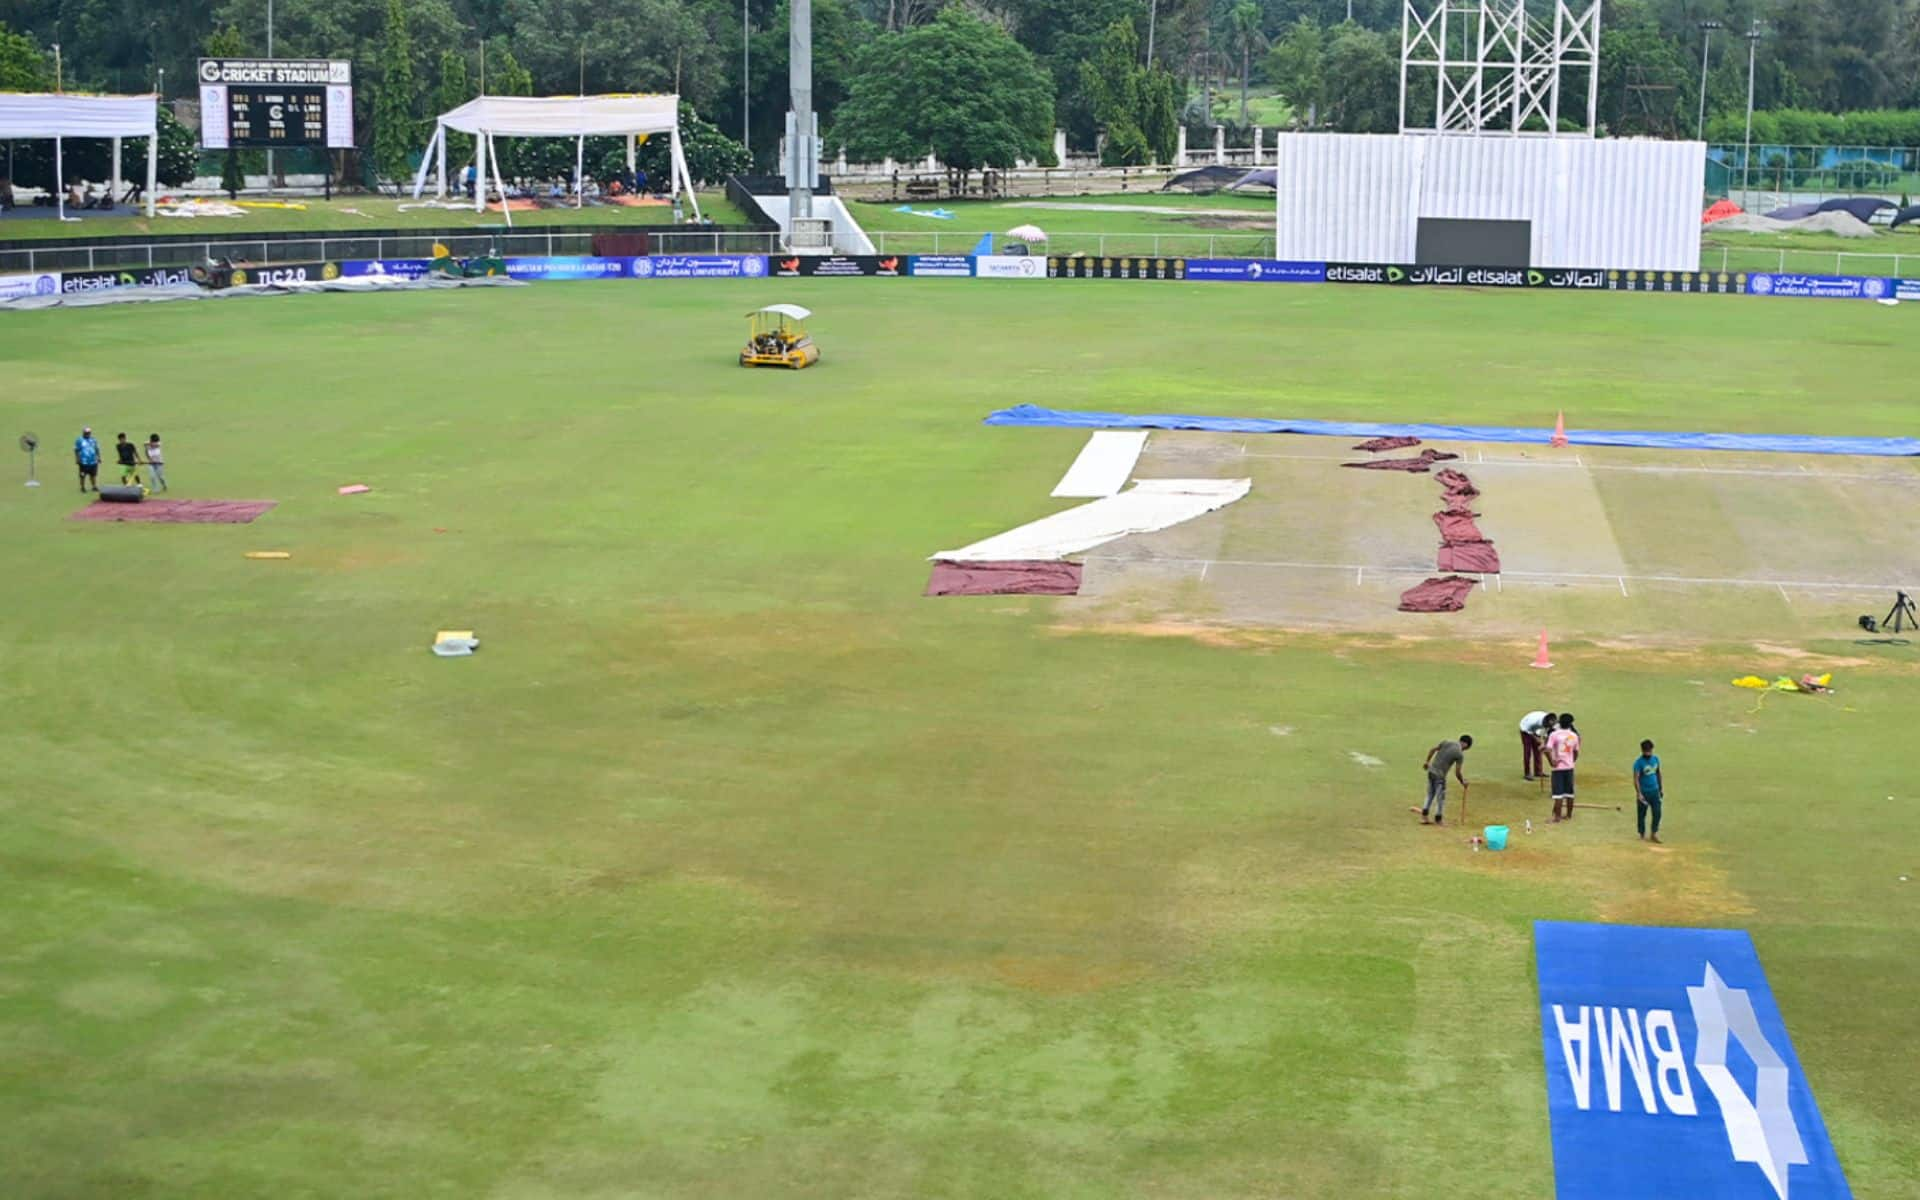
[1550,411,1569,448]
[1530,630,1554,669]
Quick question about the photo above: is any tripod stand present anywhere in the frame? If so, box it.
[1882,591,1918,635]
[1859,591,1918,642]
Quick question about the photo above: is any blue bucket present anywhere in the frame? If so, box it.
[1484,825,1510,851]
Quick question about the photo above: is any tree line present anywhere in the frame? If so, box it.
[5,0,1920,191]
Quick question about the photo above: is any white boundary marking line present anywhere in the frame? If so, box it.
[1084,553,1911,594]
[1777,584,1792,605]
[1619,576,1630,597]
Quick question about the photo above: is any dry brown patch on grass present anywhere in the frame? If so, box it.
[986,954,1154,994]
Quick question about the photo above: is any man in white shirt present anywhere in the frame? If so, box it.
[1519,710,1557,781]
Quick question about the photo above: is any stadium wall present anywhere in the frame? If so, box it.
[1272,134,1706,272]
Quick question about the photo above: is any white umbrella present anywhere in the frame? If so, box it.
[1005,224,1048,243]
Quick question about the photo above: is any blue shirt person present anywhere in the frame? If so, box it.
[1632,739,1665,843]
[73,426,101,492]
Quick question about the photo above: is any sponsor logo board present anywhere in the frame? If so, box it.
[340,259,435,279]
[1186,259,1326,283]
[0,272,64,300]
[228,262,341,286]
[1897,279,1920,302]
[630,254,768,279]
[1747,273,1890,300]
[771,254,904,277]
[978,254,1048,279]
[907,255,974,277]
[58,267,195,293]
[1047,255,1186,280]
[503,256,628,281]
[1535,922,1850,1200]
[1325,263,1742,294]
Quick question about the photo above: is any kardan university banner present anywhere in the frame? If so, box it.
[1534,922,1851,1200]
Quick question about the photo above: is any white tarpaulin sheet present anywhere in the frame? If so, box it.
[0,92,157,138]
[1052,431,1149,498]
[435,94,678,137]
[1272,133,1705,271]
[935,478,1251,562]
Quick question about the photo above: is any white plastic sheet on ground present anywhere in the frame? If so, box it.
[934,478,1251,562]
[1052,431,1149,498]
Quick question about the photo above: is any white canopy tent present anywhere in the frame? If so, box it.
[0,93,159,220]
[411,94,700,226]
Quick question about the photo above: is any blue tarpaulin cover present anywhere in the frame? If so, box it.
[984,404,1920,457]
[1815,196,1895,225]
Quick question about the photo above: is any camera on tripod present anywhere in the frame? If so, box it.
[1859,590,1918,636]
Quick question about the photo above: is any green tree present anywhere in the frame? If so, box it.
[833,8,1054,187]
[1265,17,1324,127]
[1228,1,1264,125]
[205,24,249,196]
[1321,22,1394,133]
[0,20,52,92]
[1141,67,1179,164]
[371,0,418,181]
[128,106,202,188]
[738,0,869,170]
[430,49,475,165]
[483,39,534,180]
[505,0,723,109]
[1075,19,1176,165]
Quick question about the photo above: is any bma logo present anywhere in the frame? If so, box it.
[1752,273,1776,295]
[630,257,655,278]
[1535,923,1849,1200]
[1863,277,1886,299]
[33,274,56,295]
[741,255,767,278]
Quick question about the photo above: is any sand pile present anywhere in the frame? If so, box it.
[1710,211,1879,238]
[1797,211,1880,237]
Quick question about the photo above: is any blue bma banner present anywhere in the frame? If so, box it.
[1186,258,1327,283]
[1535,922,1850,1200]
[1745,273,1892,300]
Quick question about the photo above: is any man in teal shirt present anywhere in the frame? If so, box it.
[1632,739,1664,843]
[73,426,100,493]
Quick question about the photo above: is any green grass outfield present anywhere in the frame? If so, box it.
[1,281,1916,1198]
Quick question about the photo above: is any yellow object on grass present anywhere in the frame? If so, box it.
[1732,672,1835,693]
[435,630,474,644]
[244,551,291,560]
[234,200,308,211]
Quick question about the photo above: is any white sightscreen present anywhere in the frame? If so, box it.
[1272,133,1705,272]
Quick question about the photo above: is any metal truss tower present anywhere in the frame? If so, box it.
[1400,1,1601,136]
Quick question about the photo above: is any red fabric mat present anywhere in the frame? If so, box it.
[1437,542,1502,573]
[925,559,1083,596]
[1341,449,1460,473]
[1398,576,1479,613]
[1433,511,1488,543]
[1439,493,1480,514]
[1352,436,1422,453]
[71,499,276,524]
[1435,469,1480,499]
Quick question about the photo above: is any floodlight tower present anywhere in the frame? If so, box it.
[1399,1,1601,136]
[785,0,819,232]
